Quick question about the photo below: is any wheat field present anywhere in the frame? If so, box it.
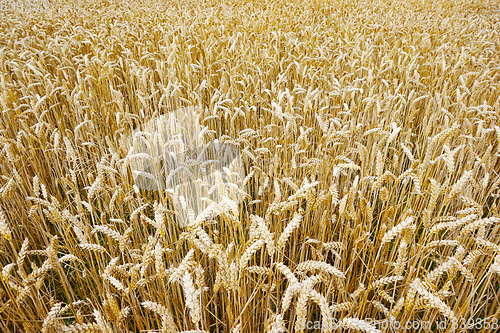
[0,0,500,332]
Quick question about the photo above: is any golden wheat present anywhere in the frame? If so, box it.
[0,0,500,331]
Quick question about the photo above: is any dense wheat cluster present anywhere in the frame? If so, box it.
[1,0,500,332]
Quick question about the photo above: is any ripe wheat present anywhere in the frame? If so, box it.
[0,0,499,332]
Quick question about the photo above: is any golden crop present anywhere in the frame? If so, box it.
[0,0,499,332]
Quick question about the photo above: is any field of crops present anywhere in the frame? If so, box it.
[1,0,500,332]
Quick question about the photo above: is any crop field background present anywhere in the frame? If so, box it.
[0,0,500,332]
